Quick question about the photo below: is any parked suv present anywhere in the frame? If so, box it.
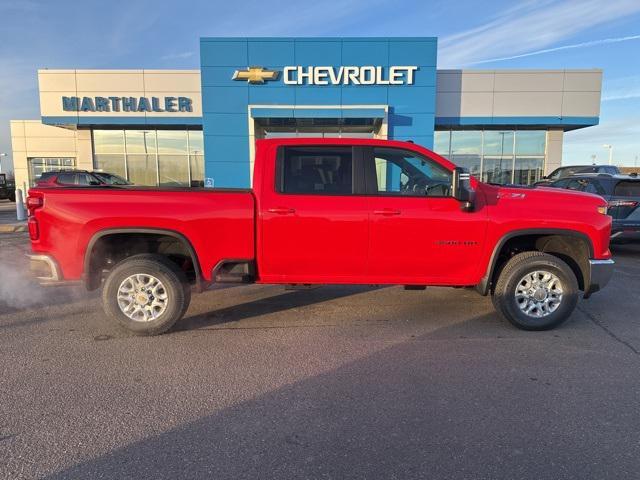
[0,173,16,202]
[534,165,620,186]
[548,174,640,242]
[36,170,131,187]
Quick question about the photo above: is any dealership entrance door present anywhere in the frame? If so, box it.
[248,106,388,182]
[253,117,383,139]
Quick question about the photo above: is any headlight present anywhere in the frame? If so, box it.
[597,205,608,215]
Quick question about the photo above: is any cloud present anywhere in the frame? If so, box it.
[202,0,383,36]
[468,34,640,65]
[160,51,195,61]
[601,75,640,102]
[564,117,640,166]
[439,0,640,67]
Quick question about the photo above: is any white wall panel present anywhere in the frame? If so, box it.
[459,92,494,116]
[75,72,145,91]
[38,72,77,91]
[563,72,602,92]
[493,72,564,92]
[493,92,563,117]
[562,92,601,117]
[144,71,201,91]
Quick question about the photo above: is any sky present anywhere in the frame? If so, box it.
[1,0,639,172]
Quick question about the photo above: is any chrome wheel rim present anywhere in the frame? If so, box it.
[117,274,168,322]
[515,270,563,318]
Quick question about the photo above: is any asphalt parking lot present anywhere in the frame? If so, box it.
[1,227,639,479]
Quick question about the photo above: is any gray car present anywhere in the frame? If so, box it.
[534,164,620,186]
[547,174,640,242]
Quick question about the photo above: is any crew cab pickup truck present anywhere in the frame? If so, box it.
[27,138,614,335]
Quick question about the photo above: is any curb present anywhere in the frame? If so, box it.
[0,223,27,233]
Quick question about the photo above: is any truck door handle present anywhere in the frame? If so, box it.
[373,209,401,216]
[267,207,296,215]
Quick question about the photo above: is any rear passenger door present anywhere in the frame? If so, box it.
[259,146,369,283]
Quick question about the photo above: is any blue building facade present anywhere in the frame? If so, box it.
[200,37,438,187]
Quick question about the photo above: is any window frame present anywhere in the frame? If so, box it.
[274,145,366,196]
[361,146,453,198]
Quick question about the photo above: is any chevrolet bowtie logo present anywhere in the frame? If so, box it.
[232,67,280,84]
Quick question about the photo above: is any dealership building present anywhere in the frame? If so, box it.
[10,37,603,190]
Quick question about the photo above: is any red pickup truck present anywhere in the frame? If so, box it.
[27,138,614,335]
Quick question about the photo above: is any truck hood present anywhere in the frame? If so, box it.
[478,182,607,210]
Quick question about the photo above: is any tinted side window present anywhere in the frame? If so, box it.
[370,148,452,197]
[76,173,94,185]
[565,179,584,191]
[56,173,77,185]
[583,180,606,195]
[547,168,563,180]
[278,147,353,195]
[38,172,55,181]
[614,181,640,196]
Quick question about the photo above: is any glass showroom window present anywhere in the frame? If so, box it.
[28,157,75,185]
[188,130,204,187]
[94,130,126,178]
[482,131,514,184]
[450,131,482,178]
[92,129,204,186]
[435,129,546,185]
[514,131,546,184]
[433,131,451,157]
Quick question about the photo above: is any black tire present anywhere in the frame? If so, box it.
[491,252,579,331]
[102,254,191,335]
[9,193,15,202]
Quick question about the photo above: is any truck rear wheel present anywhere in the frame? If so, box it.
[491,252,578,331]
[102,254,191,335]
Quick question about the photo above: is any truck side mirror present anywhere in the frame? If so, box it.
[451,167,475,212]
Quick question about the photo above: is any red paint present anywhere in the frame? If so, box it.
[29,138,612,288]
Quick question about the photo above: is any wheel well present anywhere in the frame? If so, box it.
[490,234,591,292]
[85,232,200,290]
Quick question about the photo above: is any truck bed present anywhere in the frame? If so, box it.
[29,186,255,281]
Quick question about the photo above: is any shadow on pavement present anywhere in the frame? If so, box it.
[44,311,639,480]
[178,285,381,331]
[610,242,640,259]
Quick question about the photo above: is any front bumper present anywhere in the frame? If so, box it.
[583,259,615,298]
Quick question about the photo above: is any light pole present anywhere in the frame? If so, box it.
[0,153,7,173]
[602,144,613,165]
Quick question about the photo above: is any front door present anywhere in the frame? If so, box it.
[365,146,487,285]
[259,145,369,283]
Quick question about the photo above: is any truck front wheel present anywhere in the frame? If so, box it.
[492,252,578,331]
[102,254,191,335]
